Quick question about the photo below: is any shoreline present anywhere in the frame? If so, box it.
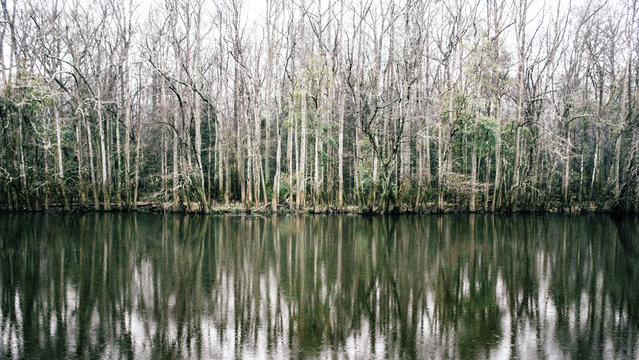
[1,202,636,216]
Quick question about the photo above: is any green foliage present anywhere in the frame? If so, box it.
[16,73,56,111]
[318,149,332,164]
[442,91,475,128]
[473,115,498,155]
[476,115,498,135]
[278,172,292,199]
[358,163,374,194]
[324,136,338,149]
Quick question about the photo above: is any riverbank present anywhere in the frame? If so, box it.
[1,200,634,215]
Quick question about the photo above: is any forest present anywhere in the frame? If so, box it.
[0,0,637,213]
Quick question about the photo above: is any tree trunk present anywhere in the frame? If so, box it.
[97,93,111,210]
[314,116,319,205]
[470,144,477,212]
[513,126,521,206]
[194,85,208,212]
[43,136,49,211]
[124,59,132,208]
[484,155,491,211]
[513,0,527,208]
[207,105,212,203]
[114,95,122,207]
[492,98,502,212]
[338,87,344,208]
[563,128,571,209]
[337,1,345,208]
[161,131,167,202]
[133,126,140,210]
[272,100,282,212]
[54,103,69,210]
[194,1,208,212]
[614,133,622,200]
[18,108,30,210]
[224,146,230,205]
[437,111,444,212]
[590,127,600,199]
[76,121,86,204]
[297,83,307,209]
[288,95,294,206]
[86,116,99,210]
[246,116,254,206]
[172,103,180,210]
[425,120,431,185]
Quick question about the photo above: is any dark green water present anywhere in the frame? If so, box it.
[1,214,638,359]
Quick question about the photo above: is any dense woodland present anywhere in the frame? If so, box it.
[0,0,637,213]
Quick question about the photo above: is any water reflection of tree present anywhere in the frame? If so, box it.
[0,214,213,359]
[544,215,639,359]
[1,214,639,359]
[427,215,502,359]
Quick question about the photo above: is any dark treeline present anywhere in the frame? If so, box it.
[0,0,638,213]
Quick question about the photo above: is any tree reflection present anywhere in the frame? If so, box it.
[1,214,638,358]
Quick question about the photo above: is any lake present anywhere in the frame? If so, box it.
[1,214,638,359]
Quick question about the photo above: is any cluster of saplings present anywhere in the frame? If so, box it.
[0,0,638,214]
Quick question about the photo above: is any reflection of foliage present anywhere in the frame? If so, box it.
[1,214,639,358]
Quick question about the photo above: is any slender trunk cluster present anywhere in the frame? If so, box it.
[0,0,637,213]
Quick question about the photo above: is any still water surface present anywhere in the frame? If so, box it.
[1,214,638,359]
